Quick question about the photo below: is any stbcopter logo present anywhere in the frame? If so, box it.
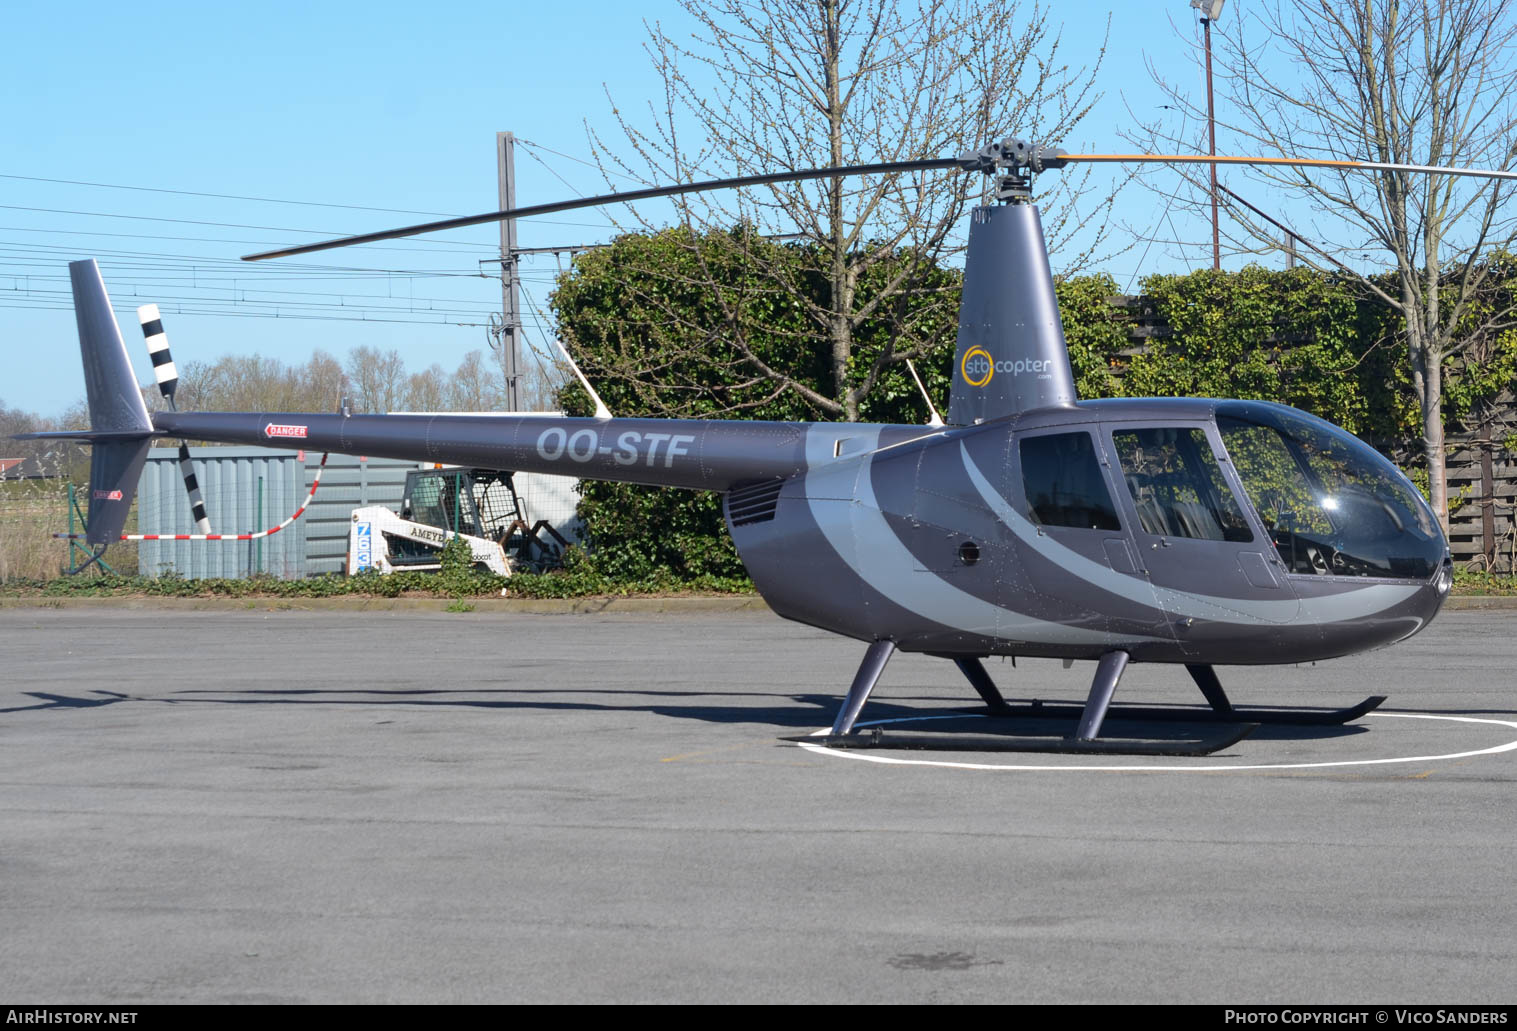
[961,347,994,387]
[960,347,1054,387]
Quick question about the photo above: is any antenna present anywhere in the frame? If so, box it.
[552,338,612,420]
[905,359,944,428]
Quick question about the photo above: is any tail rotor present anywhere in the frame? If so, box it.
[136,304,210,535]
[137,303,179,408]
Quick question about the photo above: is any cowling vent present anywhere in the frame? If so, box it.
[726,478,785,527]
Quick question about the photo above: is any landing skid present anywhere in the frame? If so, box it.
[798,722,1256,757]
[976,695,1387,727]
[813,648,1379,758]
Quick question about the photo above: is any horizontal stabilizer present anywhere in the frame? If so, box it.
[13,429,155,442]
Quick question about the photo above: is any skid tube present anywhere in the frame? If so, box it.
[797,722,1257,757]
[974,695,1387,728]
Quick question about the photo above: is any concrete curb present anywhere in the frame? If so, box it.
[0,593,775,615]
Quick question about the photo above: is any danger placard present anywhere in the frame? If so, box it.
[264,423,308,439]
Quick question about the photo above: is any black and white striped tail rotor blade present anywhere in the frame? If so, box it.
[137,304,210,534]
[176,443,211,535]
[137,304,178,406]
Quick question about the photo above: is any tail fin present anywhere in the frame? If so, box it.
[946,203,1077,425]
[60,261,154,543]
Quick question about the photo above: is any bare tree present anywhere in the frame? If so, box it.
[175,350,348,413]
[403,364,450,413]
[1137,0,1517,527]
[448,350,505,412]
[587,0,1115,421]
[344,346,408,415]
[301,351,348,412]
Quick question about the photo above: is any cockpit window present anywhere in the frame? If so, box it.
[1217,421,1333,534]
[1217,405,1442,578]
[1018,431,1121,531]
[1112,427,1253,542]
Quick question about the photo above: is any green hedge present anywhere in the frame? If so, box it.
[549,237,1517,581]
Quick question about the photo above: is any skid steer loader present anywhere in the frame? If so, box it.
[348,466,569,576]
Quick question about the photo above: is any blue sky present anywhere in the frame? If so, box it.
[4,1,1227,418]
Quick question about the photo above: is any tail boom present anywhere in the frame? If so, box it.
[153,411,939,491]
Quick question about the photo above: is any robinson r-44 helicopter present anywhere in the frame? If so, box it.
[25,140,1479,756]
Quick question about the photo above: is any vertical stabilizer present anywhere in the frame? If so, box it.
[71,260,152,434]
[70,260,153,543]
[946,204,1077,424]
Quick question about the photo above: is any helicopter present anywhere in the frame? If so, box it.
[21,139,1475,756]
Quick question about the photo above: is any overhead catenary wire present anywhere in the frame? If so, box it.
[0,223,522,256]
[516,279,572,391]
[0,203,499,248]
[0,301,493,328]
[515,138,643,186]
[5,148,647,409]
[0,171,464,217]
[3,152,598,334]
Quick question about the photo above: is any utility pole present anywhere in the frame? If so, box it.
[1191,0,1225,270]
[496,131,522,411]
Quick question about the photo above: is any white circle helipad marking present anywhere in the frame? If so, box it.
[794,712,1517,773]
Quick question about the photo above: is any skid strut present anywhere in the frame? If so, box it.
[1187,664,1233,713]
[953,657,1010,712]
[1075,650,1129,740]
[829,640,897,737]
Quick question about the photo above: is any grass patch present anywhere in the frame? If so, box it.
[1452,569,1517,596]
[0,480,140,581]
[0,554,756,601]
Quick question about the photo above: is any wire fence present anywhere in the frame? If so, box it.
[0,461,140,581]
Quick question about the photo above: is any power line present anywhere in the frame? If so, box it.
[1,148,609,365]
[516,138,641,185]
[0,276,501,310]
[0,240,492,275]
[0,223,508,256]
[0,203,497,247]
[0,298,494,327]
[0,204,618,242]
[0,172,463,217]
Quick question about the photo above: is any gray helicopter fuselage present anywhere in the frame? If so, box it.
[728,398,1449,665]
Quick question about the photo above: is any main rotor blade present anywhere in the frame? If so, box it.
[241,157,962,261]
[243,149,1517,263]
[1064,152,1517,182]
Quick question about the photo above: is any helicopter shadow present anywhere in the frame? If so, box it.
[1,690,132,714]
[4,684,909,731]
[1,685,1379,745]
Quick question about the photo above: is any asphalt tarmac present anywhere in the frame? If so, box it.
[1,605,1513,1004]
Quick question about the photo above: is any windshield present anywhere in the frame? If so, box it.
[1215,402,1444,579]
